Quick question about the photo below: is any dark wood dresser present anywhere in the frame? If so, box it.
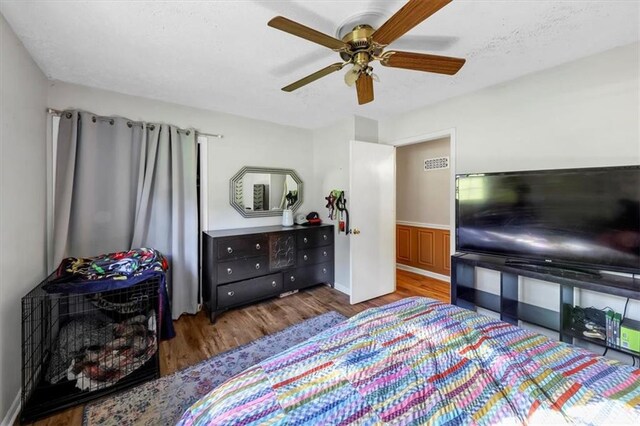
[202,224,335,322]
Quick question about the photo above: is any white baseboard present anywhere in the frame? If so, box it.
[1,389,20,426]
[396,264,450,283]
[333,282,350,295]
[396,221,450,231]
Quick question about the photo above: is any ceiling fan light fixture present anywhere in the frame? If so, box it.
[344,64,362,87]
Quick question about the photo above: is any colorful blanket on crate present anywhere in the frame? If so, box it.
[43,248,174,339]
[49,247,168,284]
[178,297,640,425]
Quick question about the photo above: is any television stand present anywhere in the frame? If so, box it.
[452,253,640,358]
[504,259,601,278]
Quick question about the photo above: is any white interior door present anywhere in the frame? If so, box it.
[349,140,396,304]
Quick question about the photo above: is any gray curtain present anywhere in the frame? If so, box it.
[131,124,199,318]
[54,111,144,259]
[53,111,199,319]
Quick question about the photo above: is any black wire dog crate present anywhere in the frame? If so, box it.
[21,275,161,422]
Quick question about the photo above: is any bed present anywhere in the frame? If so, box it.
[178,297,640,425]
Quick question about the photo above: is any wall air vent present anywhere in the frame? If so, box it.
[424,156,449,171]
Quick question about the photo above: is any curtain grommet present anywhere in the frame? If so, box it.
[109,119,114,125]
[92,116,96,123]
[65,112,72,119]
[186,130,191,136]
[127,121,133,128]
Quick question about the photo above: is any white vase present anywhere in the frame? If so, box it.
[282,209,294,226]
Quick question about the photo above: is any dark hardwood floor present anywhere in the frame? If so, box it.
[26,269,449,426]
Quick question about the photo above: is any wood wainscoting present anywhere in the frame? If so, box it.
[396,223,450,277]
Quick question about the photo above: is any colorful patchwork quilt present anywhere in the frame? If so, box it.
[178,297,640,425]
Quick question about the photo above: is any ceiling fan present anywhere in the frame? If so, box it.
[268,0,466,105]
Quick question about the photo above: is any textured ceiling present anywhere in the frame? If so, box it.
[1,0,638,129]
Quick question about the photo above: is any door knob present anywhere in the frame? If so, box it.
[352,228,361,235]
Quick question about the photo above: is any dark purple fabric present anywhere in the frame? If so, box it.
[43,270,175,340]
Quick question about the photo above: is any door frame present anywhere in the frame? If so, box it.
[391,128,457,257]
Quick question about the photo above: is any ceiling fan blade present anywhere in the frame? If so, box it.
[372,0,452,47]
[268,16,348,51]
[356,74,374,105]
[381,51,465,75]
[282,63,345,92]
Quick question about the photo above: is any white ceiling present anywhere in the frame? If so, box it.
[1,0,638,129]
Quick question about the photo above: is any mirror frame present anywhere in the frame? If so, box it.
[229,166,304,218]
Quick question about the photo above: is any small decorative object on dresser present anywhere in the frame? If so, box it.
[282,209,294,226]
[202,224,335,322]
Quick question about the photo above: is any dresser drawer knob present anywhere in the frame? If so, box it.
[322,268,327,274]
[303,237,308,243]
[323,251,327,257]
[323,234,327,240]
[255,243,261,250]
[271,281,277,287]
[303,254,308,261]
[290,276,295,282]
[255,263,261,270]
[227,268,233,275]
[228,291,234,296]
[227,247,233,254]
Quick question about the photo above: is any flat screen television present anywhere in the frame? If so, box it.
[455,165,640,273]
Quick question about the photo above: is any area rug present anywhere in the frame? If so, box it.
[83,311,346,426]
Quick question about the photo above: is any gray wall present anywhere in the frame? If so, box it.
[396,138,450,225]
[0,14,48,422]
[311,117,356,294]
[380,43,640,172]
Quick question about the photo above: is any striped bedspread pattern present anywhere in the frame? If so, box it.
[178,297,640,425]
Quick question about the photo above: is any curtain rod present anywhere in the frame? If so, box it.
[47,108,223,139]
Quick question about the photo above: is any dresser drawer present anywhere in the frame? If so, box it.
[284,262,334,291]
[217,256,269,284]
[297,227,333,249]
[217,273,283,308]
[297,246,333,267]
[217,235,268,260]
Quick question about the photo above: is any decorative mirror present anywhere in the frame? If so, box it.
[229,166,303,217]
